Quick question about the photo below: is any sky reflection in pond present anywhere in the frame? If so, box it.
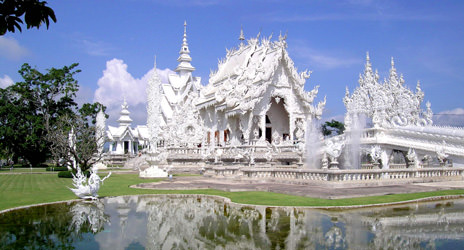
[1,195,464,249]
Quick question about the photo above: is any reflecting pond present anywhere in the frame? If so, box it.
[1,195,464,249]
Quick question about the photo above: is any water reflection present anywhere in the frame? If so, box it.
[1,195,464,249]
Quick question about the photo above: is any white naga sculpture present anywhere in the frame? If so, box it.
[70,167,111,200]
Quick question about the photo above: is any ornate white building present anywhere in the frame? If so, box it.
[197,30,325,146]
[107,100,148,155]
[140,22,464,183]
[157,22,204,147]
[343,53,433,130]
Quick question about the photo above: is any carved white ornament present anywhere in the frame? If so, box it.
[147,59,162,152]
[344,53,432,130]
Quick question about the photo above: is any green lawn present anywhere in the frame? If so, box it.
[1,173,463,211]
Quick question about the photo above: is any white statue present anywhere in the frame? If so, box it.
[436,146,449,165]
[369,145,382,168]
[70,167,111,200]
[406,148,420,168]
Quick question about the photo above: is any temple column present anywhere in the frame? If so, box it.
[128,140,132,155]
[116,141,122,154]
[219,130,225,146]
[109,142,113,152]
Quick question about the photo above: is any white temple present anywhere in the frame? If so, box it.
[197,29,325,146]
[106,22,464,184]
[107,100,148,155]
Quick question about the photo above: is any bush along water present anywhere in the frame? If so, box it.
[46,166,68,171]
[58,170,91,178]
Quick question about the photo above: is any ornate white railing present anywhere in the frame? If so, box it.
[207,166,464,183]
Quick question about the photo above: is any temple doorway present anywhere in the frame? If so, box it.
[265,97,290,143]
[266,127,272,143]
[124,141,129,154]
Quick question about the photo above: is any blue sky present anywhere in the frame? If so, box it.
[1,0,463,126]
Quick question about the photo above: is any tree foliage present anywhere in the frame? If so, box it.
[0,63,80,166]
[322,120,345,137]
[0,0,56,35]
[0,63,108,169]
[79,102,108,125]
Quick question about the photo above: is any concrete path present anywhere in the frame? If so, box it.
[134,176,464,199]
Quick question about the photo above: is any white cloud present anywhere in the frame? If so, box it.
[290,42,360,70]
[81,39,114,56]
[0,75,14,88]
[434,108,464,127]
[0,36,28,60]
[94,58,174,126]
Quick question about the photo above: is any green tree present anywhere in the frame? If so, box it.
[0,63,80,167]
[322,120,345,137]
[0,0,56,35]
[79,102,108,125]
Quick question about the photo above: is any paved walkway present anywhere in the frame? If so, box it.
[134,176,464,199]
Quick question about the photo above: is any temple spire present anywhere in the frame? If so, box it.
[175,21,195,75]
[117,98,132,127]
[239,25,245,46]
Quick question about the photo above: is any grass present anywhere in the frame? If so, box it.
[1,173,463,211]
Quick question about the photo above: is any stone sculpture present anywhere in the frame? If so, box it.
[70,167,111,200]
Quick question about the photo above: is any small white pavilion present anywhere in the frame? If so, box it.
[107,100,149,155]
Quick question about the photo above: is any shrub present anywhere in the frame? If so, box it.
[58,170,91,178]
[46,167,68,171]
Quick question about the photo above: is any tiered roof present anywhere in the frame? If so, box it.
[197,32,324,118]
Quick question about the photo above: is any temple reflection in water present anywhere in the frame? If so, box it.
[101,195,464,249]
[1,195,463,249]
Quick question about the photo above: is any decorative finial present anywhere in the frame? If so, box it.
[183,21,187,45]
[153,55,156,69]
[239,25,244,41]
[366,51,370,62]
[391,57,395,68]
